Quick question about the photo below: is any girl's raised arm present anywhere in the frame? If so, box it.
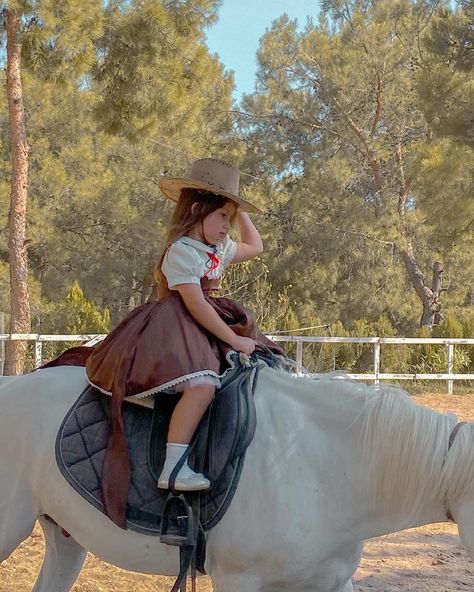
[232,211,264,264]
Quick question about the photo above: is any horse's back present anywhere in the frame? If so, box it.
[0,365,87,398]
[0,366,90,503]
[0,366,89,437]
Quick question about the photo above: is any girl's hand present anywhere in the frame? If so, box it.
[230,335,256,355]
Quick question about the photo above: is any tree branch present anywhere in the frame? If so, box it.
[370,73,382,135]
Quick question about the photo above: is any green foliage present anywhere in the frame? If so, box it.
[0,0,235,332]
[35,281,110,361]
[61,281,110,334]
[462,311,474,339]
[221,257,286,331]
[238,0,472,330]
[433,313,464,339]
[416,0,474,146]
[0,0,471,360]
[327,321,355,371]
[434,311,474,373]
[15,0,104,82]
[92,0,226,140]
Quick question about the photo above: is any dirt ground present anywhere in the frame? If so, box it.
[1,392,473,592]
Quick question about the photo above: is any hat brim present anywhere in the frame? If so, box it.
[159,177,263,214]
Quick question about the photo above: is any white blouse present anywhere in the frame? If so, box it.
[161,235,238,289]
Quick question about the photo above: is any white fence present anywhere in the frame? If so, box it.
[269,335,474,394]
[1,334,474,394]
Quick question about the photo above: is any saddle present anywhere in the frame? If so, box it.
[55,352,280,590]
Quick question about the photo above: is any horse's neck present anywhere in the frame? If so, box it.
[255,369,453,540]
[257,369,370,427]
[354,386,457,537]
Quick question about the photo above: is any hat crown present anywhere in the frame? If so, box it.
[159,157,263,213]
[190,158,240,196]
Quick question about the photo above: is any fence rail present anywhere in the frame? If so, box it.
[1,334,474,394]
[268,335,474,394]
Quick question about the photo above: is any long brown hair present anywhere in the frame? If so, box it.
[154,188,235,298]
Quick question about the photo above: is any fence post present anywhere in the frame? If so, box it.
[447,342,454,395]
[35,339,43,369]
[296,339,303,374]
[0,313,4,376]
[373,340,381,385]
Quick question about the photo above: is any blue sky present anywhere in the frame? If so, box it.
[205,0,322,100]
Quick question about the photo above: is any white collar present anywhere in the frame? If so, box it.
[178,236,218,254]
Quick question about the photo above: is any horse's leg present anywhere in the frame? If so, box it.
[211,570,355,592]
[32,515,87,592]
[210,546,360,591]
[211,574,354,592]
[0,483,36,563]
[210,539,361,592]
[335,582,354,592]
[453,499,474,561]
[211,571,262,592]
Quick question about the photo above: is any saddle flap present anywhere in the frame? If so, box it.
[203,364,258,484]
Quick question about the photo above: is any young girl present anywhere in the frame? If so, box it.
[84,158,285,526]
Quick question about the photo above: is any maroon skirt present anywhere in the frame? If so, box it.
[86,292,284,397]
[44,293,284,528]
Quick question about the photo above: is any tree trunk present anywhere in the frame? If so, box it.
[401,247,444,329]
[395,143,444,329]
[3,9,31,375]
[334,101,446,327]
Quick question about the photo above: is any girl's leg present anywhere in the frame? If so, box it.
[158,384,215,491]
[168,384,215,443]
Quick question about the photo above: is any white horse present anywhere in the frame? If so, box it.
[0,364,473,592]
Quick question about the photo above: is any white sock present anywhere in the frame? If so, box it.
[160,443,197,480]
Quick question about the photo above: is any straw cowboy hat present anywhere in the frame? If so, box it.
[159,158,263,214]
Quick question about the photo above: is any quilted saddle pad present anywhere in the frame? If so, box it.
[55,357,261,536]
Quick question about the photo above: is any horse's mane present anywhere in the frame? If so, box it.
[268,368,472,523]
[358,383,458,523]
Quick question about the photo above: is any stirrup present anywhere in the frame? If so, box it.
[160,492,196,547]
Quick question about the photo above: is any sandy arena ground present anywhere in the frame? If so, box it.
[1,392,473,591]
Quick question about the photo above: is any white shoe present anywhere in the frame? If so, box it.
[157,443,210,491]
[157,471,210,491]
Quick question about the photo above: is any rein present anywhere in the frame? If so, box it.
[444,421,467,522]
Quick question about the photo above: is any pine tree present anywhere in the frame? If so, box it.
[0,0,233,368]
[63,281,110,334]
[3,8,30,374]
[0,0,104,373]
[239,0,473,330]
